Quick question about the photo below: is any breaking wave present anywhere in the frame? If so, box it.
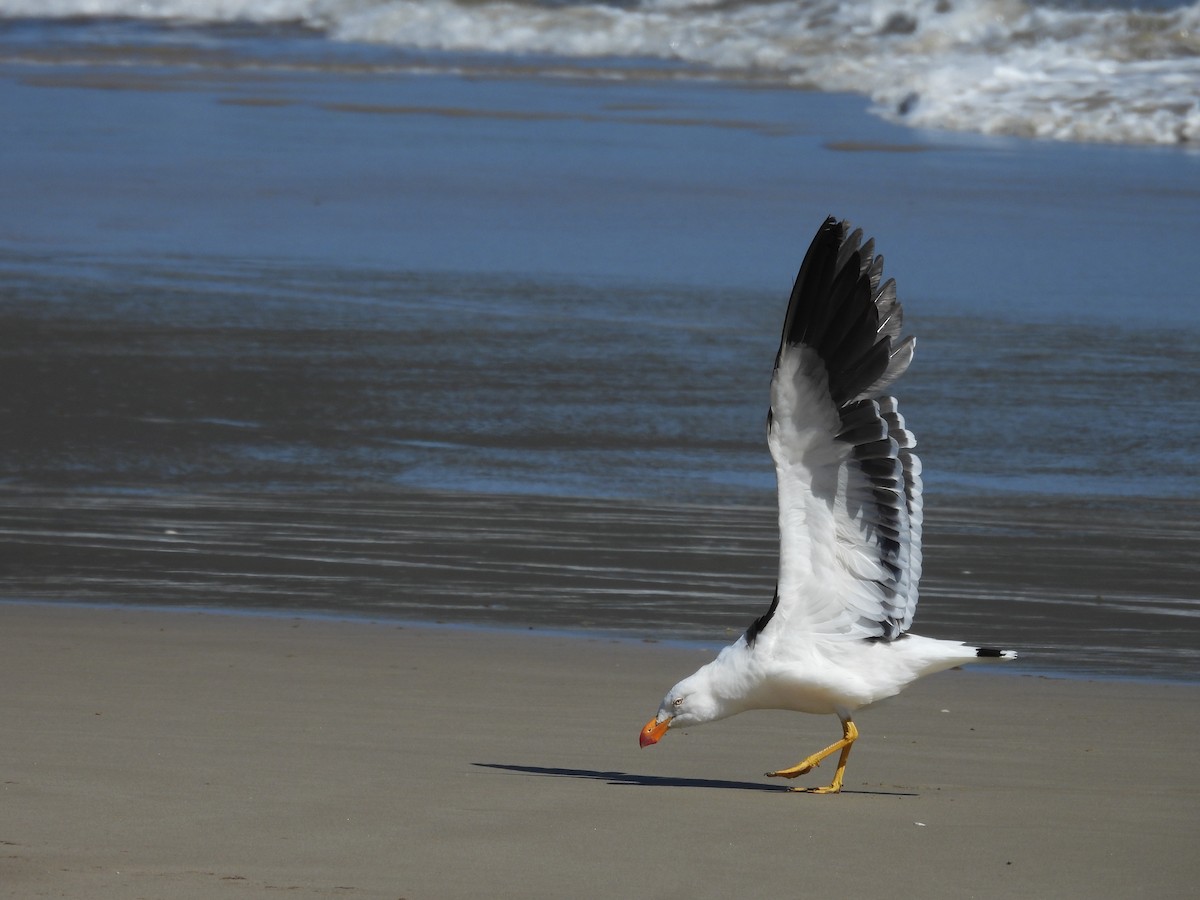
[2,0,1198,145]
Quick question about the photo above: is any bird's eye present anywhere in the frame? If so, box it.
[672,697,684,708]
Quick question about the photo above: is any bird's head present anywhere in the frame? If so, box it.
[639,669,723,748]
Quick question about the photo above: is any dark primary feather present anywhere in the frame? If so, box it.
[745,589,780,647]
[751,217,924,643]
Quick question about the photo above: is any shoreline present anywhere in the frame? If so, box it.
[2,597,1194,688]
[2,484,1195,683]
[4,602,1198,898]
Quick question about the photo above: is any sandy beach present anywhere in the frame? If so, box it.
[3,603,1197,899]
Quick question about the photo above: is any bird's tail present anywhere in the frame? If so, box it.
[973,647,1018,661]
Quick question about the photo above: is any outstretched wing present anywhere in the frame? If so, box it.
[747,217,923,649]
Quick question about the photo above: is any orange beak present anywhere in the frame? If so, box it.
[639,715,672,748]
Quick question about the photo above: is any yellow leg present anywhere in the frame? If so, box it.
[765,718,858,794]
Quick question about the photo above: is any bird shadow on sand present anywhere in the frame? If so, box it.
[473,763,917,796]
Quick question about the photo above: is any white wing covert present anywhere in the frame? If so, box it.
[745,217,924,649]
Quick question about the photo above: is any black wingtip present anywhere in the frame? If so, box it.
[976,647,1004,658]
[778,217,847,353]
[778,216,913,407]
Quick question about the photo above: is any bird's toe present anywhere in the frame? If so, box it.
[765,762,816,779]
[790,784,842,794]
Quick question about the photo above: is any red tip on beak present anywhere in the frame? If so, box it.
[639,715,671,748]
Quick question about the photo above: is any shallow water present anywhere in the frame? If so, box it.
[2,260,1197,680]
[1,258,1196,502]
[1,27,1197,682]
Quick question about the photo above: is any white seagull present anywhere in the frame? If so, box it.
[639,217,1016,793]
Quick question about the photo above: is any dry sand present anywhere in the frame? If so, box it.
[2,603,1197,899]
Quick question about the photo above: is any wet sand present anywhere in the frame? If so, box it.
[2,603,1197,899]
[2,486,1196,681]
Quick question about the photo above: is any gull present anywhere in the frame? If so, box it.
[639,217,1016,793]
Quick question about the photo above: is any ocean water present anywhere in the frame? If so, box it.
[1,255,1196,503]
[0,12,1197,680]
[0,0,1198,146]
[2,254,1197,680]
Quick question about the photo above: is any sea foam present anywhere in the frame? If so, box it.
[2,0,1198,145]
